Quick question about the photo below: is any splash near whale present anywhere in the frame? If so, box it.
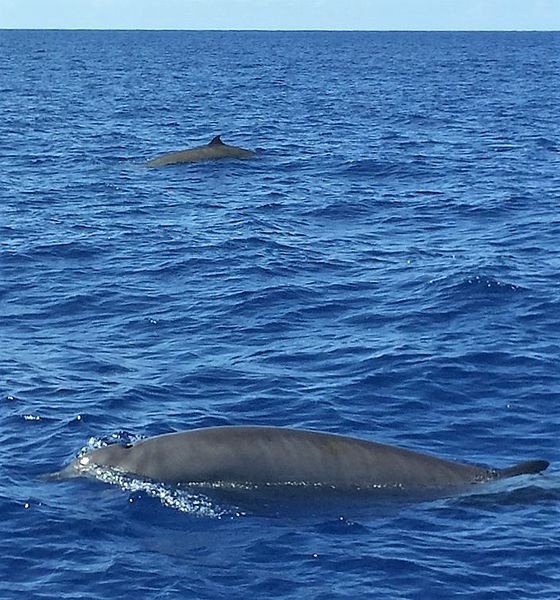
[145,135,256,167]
[47,426,549,495]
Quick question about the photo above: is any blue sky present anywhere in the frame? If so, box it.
[1,0,559,30]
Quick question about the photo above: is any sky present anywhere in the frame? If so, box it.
[1,0,559,31]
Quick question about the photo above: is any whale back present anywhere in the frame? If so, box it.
[58,426,548,492]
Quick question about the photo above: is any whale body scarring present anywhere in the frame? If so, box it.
[48,426,549,493]
[145,135,256,167]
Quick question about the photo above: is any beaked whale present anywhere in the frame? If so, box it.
[48,426,549,494]
[145,135,256,167]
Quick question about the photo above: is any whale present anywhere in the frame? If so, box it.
[145,135,256,167]
[48,426,549,494]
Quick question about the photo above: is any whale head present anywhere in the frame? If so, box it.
[44,443,135,481]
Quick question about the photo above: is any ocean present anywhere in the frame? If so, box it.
[1,30,559,599]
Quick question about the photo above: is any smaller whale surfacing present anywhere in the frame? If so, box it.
[145,135,256,167]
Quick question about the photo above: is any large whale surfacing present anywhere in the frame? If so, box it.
[47,426,549,497]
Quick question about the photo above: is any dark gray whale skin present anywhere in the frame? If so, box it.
[50,426,549,492]
[145,135,256,167]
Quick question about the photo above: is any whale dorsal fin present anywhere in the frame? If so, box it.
[209,135,224,146]
[497,460,549,478]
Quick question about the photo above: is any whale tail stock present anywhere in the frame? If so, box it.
[496,459,549,479]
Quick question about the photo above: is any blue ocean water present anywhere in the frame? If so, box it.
[1,29,559,598]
